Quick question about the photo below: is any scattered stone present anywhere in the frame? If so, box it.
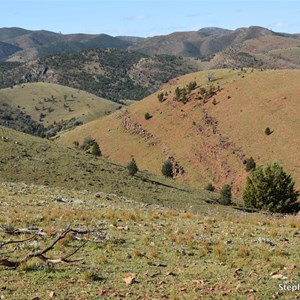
[257,237,275,246]
[123,274,137,285]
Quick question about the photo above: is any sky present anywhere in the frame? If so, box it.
[1,0,300,37]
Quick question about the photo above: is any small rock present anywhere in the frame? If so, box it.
[271,274,284,280]
[123,274,137,285]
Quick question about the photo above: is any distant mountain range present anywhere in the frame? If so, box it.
[1,26,300,69]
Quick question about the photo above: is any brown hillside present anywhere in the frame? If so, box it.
[57,69,300,194]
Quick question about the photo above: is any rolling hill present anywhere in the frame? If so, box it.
[0,27,132,62]
[129,26,300,69]
[1,26,300,71]
[0,124,217,209]
[0,48,198,101]
[0,82,121,136]
[57,68,300,195]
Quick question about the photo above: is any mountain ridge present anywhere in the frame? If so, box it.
[1,26,300,65]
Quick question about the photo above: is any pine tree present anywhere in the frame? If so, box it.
[265,127,272,135]
[127,158,138,176]
[91,142,101,156]
[161,160,173,177]
[205,183,215,192]
[220,184,232,205]
[243,162,299,213]
[245,157,256,172]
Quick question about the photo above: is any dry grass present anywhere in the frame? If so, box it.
[0,182,299,299]
[0,82,121,126]
[57,69,300,195]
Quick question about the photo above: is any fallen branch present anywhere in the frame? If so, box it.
[0,228,87,268]
[0,235,37,248]
[2,227,46,236]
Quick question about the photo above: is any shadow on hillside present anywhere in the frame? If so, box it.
[136,175,189,192]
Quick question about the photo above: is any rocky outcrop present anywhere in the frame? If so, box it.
[122,111,185,177]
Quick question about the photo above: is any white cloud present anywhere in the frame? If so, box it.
[276,21,289,28]
[126,14,147,21]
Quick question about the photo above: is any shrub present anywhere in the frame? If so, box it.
[220,184,232,205]
[157,92,164,102]
[91,142,101,157]
[161,160,173,177]
[212,98,217,105]
[205,183,215,192]
[265,127,272,135]
[245,157,256,172]
[144,112,152,120]
[127,158,138,176]
[243,162,299,213]
[187,81,197,92]
[175,87,181,100]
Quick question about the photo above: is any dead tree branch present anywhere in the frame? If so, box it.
[0,228,87,268]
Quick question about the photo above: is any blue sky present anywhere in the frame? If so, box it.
[1,0,300,37]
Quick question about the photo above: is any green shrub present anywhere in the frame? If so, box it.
[161,160,173,177]
[144,112,152,120]
[157,92,164,102]
[91,142,101,157]
[187,81,197,92]
[205,183,215,192]
[220,184,232,205]
[175,87,181,100]
[265,127,272,135]
[127,158,138,176]
[243,162,299,213]
[245,157,256,172]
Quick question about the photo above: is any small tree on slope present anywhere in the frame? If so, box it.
[127,158,138,176]
[243,162,299,213]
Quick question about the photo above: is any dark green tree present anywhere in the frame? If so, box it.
[220,184,232,205]
[127,158,138,176]
[265,127,272,136]
[205,183,215,192]
[174,87,181,100]
[161,160,173,177]
[187,81,197,92]
[144,112,152,120]
[91,142,101,157]
[157,92,164,102]
[245,157,256,172]
[243,162,299,213]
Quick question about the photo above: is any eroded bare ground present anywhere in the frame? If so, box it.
[0,182,299,300]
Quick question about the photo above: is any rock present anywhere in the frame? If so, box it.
[271,273,284,280]
[123,274,137,285]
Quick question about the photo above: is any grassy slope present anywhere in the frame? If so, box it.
[0,182,299,299]
[57,69,300,194]
[0,82,121,127]
[0,106,299,300]
[0,125,217,210]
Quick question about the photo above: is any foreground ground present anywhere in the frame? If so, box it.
[0,182,299,300]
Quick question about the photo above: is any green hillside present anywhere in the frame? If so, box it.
[0,82,121,136]
[0,48,198,102]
